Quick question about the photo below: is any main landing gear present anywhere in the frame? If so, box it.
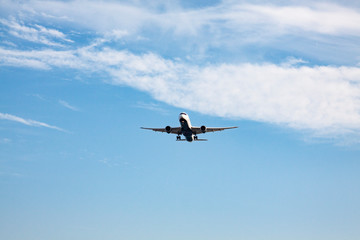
[194,135,198,140]
[176,135,181,140]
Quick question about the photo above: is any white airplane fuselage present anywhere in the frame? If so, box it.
[179,112,194,142]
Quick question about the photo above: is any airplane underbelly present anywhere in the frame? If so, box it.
[185,135,193,142]
[180,118,193,141]
[182,129,193,142]
[180,121,191,131]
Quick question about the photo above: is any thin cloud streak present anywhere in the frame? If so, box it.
[0,47,84,69]
[0,112,66,132]
[0,18,73,47]
[59,100,79,111]
[134,102,168,114]
[0,138,11,144]
[0,172,24,178]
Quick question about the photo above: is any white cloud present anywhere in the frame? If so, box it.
[1,0,359,65]
[1,0,360,140]
[281,57,308,67]
[2,1,360,48]
[236,3,360,35]
[0,112,65,131]
[0,18,73,46]
[59,100,79,111]
[0,47,84,69]
[108,57,360,135]
[1,46,360,138]
[2,1,360,37]
[1,40,17,47]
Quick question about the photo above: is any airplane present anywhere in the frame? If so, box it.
[141,112,237,142]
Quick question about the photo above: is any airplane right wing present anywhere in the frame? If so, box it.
[205,126,238,132]
[141,127,181,134]
[191,126,238,134]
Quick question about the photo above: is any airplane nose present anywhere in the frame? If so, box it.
[179,112,187,121]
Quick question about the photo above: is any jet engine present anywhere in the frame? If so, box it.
[200,125,207,133]
[165,126,172,134]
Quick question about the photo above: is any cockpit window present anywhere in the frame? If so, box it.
[180,112,187,115]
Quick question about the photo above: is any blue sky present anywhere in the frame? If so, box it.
[1,0,360,239]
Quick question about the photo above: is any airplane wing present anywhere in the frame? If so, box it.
[191,126,237,134]
[141,127,181,134]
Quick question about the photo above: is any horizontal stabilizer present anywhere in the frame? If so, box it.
[175,139,208,141]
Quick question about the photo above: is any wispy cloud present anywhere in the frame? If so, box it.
[99,156,128,168]
[59,100,79,111]
[31,93,47,101]
[1,40,16,47]
[0,18,73,47]
[99,158,120,168]
[0,47,83,69]
[236,4,360,35]
[281,57,308,67]
[0,171,24,178]
[0,112,65,132]
[0,138,11,144]
[134,102,168,114]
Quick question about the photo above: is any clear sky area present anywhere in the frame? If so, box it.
[1,1,360,240]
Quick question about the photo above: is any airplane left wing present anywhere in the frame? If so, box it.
[191,126,237,134]
[141,127,181,134]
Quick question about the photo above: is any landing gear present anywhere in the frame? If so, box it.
[176,135,181,141]
[194,135,198,140]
